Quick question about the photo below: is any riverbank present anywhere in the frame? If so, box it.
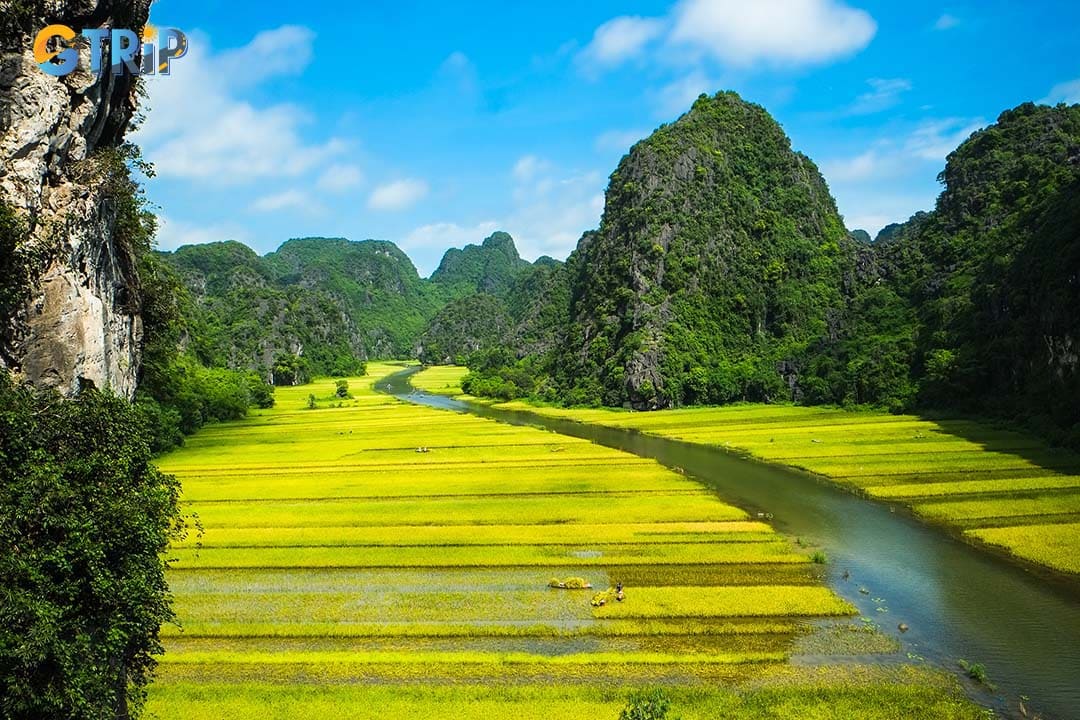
[412,367,1080,581]
[394,366,1080,719]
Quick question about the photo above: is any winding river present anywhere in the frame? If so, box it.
[378,368,1080,720]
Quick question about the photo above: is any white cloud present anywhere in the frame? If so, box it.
[934,13,960,30]
[595,128,650,153]
[506,186,604,260]
[403,158,605,269]
[654,70,715,117]
[822,117,985,189]
[578,16,665,68]
[835,191,938,237]
[822,150,882,182]
[436,51,480,103]
[317,164,364,193]
[823,117,988,236]
[216,25,315,87]
[578,0,876,81]
[440,51,471,73]
[401,221,501,255]
[669,0,877,67]
[135,26,346,186]
[154,215,252,251]
[848,78,912,115]
[1042,79,1080,105]
[512,155,550,183]
[250,189,312,213]
[905,118,984,161]
[368,179,429,211]
[505,158,604,259]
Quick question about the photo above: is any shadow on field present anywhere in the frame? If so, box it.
[916,413,1080,480]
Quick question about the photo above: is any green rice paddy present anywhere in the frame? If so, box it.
[435,373,1080,578]
[409,364,470,395]
[146,364,984,718]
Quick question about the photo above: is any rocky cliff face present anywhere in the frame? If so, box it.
[0,0,150,398]
[556,92,851,408]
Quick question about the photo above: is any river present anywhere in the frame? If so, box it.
[378,368,1080,720]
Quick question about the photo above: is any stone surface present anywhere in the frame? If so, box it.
[0,1,150,397]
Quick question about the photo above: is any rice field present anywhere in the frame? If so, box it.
[146,363,983,718]
[425,370,1080,578]
[410,364,470,395]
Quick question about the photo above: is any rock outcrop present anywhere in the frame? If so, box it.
[0,0,150,398]
[555,92,851,408]
[429,231,532,296]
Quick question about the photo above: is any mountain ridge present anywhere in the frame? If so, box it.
[154,94,1080,446]
[458,95,1080,445]
[158,231,540,376]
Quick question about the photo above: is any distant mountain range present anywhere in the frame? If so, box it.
[157,229,550,375]
[159,93,1080,446]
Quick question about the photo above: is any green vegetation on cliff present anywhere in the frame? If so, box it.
[429,231,531,296]
[164,238,441,374]
[160,231,548,378]
[415,294,511,365]
[462,92,855,408]
[88,152,275,453]
[463,97,1080,447]
[884,103,1080,441]
[802,102,1080,437]
[556,92,851,409]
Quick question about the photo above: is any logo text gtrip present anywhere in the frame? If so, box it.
[34,24,188,77]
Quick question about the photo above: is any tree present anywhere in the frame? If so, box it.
[335,380,349,398]
[272,352,310,387]
[0,374,186,719]
[245,372,276,409]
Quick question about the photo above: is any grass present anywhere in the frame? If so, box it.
[161,632,800,654]
[175,463,690,502]
[913,493,1080,523]
[162,616,804,640]
[148,362,985,716]
[867,475,1080,499]
[170,586,847,629]
[187,492,747,529]
[958,660,996,690]
[158,650,785,666]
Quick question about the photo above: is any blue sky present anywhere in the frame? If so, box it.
[136,0,1080,275]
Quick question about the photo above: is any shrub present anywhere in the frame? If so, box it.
[619,689,677,720]
[958,660,995,689]
[246,373,276,409]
